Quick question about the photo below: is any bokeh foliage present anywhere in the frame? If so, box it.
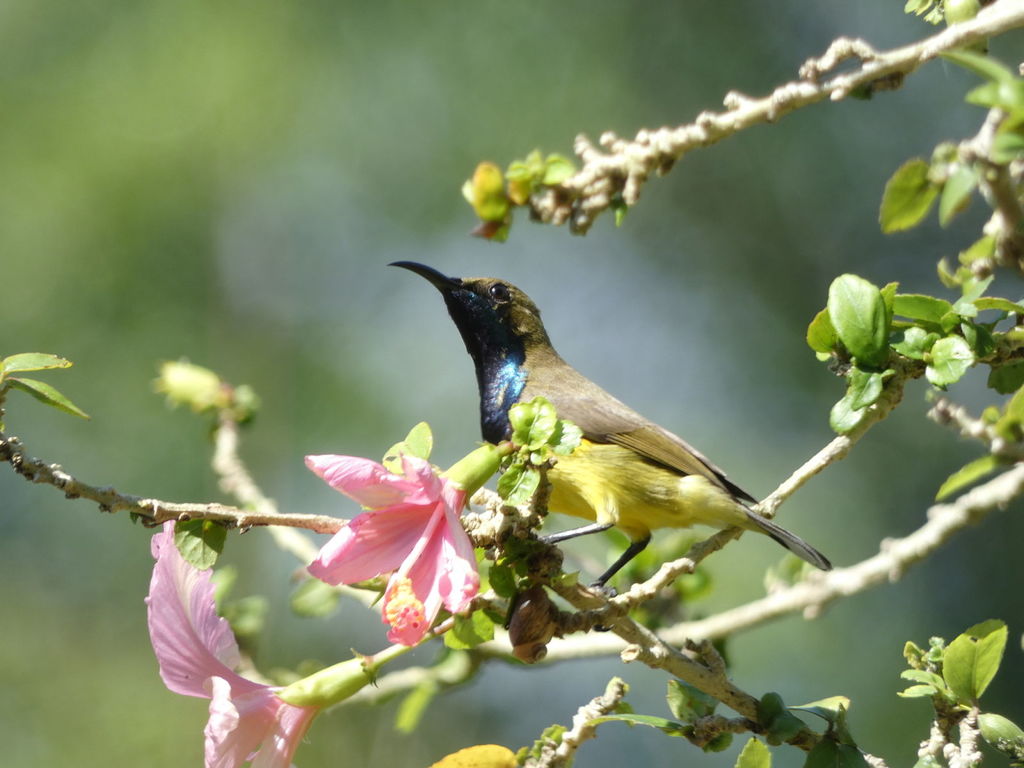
[2,2,1023,767]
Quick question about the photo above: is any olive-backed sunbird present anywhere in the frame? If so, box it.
[392,261,832,585]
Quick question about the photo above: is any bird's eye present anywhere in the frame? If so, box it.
[488,283,511,303]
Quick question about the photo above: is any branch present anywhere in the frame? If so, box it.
[524,677,630,768]
[531,460,1024,662]
[607,366,909,612]
[211,415,326,562]
[961,107,1024,272]
[523,0,1024,233]
[0,429,345,534]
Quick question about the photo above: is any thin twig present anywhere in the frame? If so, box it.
[523,677,630,768]
[0,430,345,534]
[523,0,1024,233]
[517,461,1024,662]
[212,415,325,562]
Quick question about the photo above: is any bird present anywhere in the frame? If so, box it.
[391,261,832,586]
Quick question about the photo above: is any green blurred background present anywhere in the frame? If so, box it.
[2,2,1022,766]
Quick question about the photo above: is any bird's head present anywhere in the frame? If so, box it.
[391,262,552,362]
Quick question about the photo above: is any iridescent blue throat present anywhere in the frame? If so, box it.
[479,353,527,444]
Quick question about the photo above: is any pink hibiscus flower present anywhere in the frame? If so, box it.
[306,453,480,645]
[146,523,318,768]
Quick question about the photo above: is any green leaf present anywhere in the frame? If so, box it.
[509,397,558,450]
[487,562,518,598]
[550,419,582,456]
[938,165,977,227]
[395,678,439,734]
[666,680,717,722]
[790,696,852,723]
[846,367,892,410]
[891,327,939,360]
[588,713,687,737]
[988,361,1024,394]
[497,462,540,506]
[5,377,90,419]
[880,158,938,232]
[893,294,953,323]
[735,738,771,768]
[704,733,734,753]
[804,740,869,768]
[806,308,838,355]
[943,619,1007,703]
[943,49,1019,86]
[290,578,341,618]
[444,611,496,649]
[222,595,268,639]
[898,684,939,698]
[828,275,890,367]
[959,321,993,357]
[954,274,987,303]
[465,162,510,222]
[936,454,1003,501]
[542,154,576,185]
[829,390,868,435]
[905,0,935,16]
[975,297,1024,314]
[1,353,72,375]
[992,130,1024,164]
[757,692,805,746]
[174,519,227,570]
[978,713,1024,761]
[210,565,238,608]
[900,669,948,690]
[382,422,434,473]
[612,197,629,227]
[925,336,974,387]
[959,234,996,265]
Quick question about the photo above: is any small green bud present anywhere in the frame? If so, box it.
[978,713,1024,761]
[276,657,373,708]
[277,641,413,708]
[443,443,507,496]
[155,360,227,413]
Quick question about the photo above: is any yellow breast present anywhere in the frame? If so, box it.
[546,440,750,540]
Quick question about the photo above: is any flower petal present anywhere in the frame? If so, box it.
[204,678,316,768]
[308,506,432,586]
[248,695,318,768]
[147,523,252,698]
[305,454,419,508]
[204,677,263,768]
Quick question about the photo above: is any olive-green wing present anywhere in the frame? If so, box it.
[523,361,756,503]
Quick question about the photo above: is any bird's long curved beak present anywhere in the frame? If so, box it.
[389,261,461,293]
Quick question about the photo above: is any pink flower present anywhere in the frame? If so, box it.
[306,453,480,645]
[147,523,318,768]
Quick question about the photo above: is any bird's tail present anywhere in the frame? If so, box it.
[743,509,832,571]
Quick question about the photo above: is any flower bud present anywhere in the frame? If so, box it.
[155,360,227,413]
[442,443,505,496]
[978,713,1024,761]
[277,643,412,708]
[276,657,373,708]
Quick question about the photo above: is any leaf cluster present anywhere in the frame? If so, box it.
[880,51,1024,236]
[0,353,89,428]
[461,151,577,241]
[154,359,260,424]
[900,620,1024,765]
[497,396,581,507]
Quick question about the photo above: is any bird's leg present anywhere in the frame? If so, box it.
[592,535,651,589]
[540,522,614,545]
[542,525,652,590]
